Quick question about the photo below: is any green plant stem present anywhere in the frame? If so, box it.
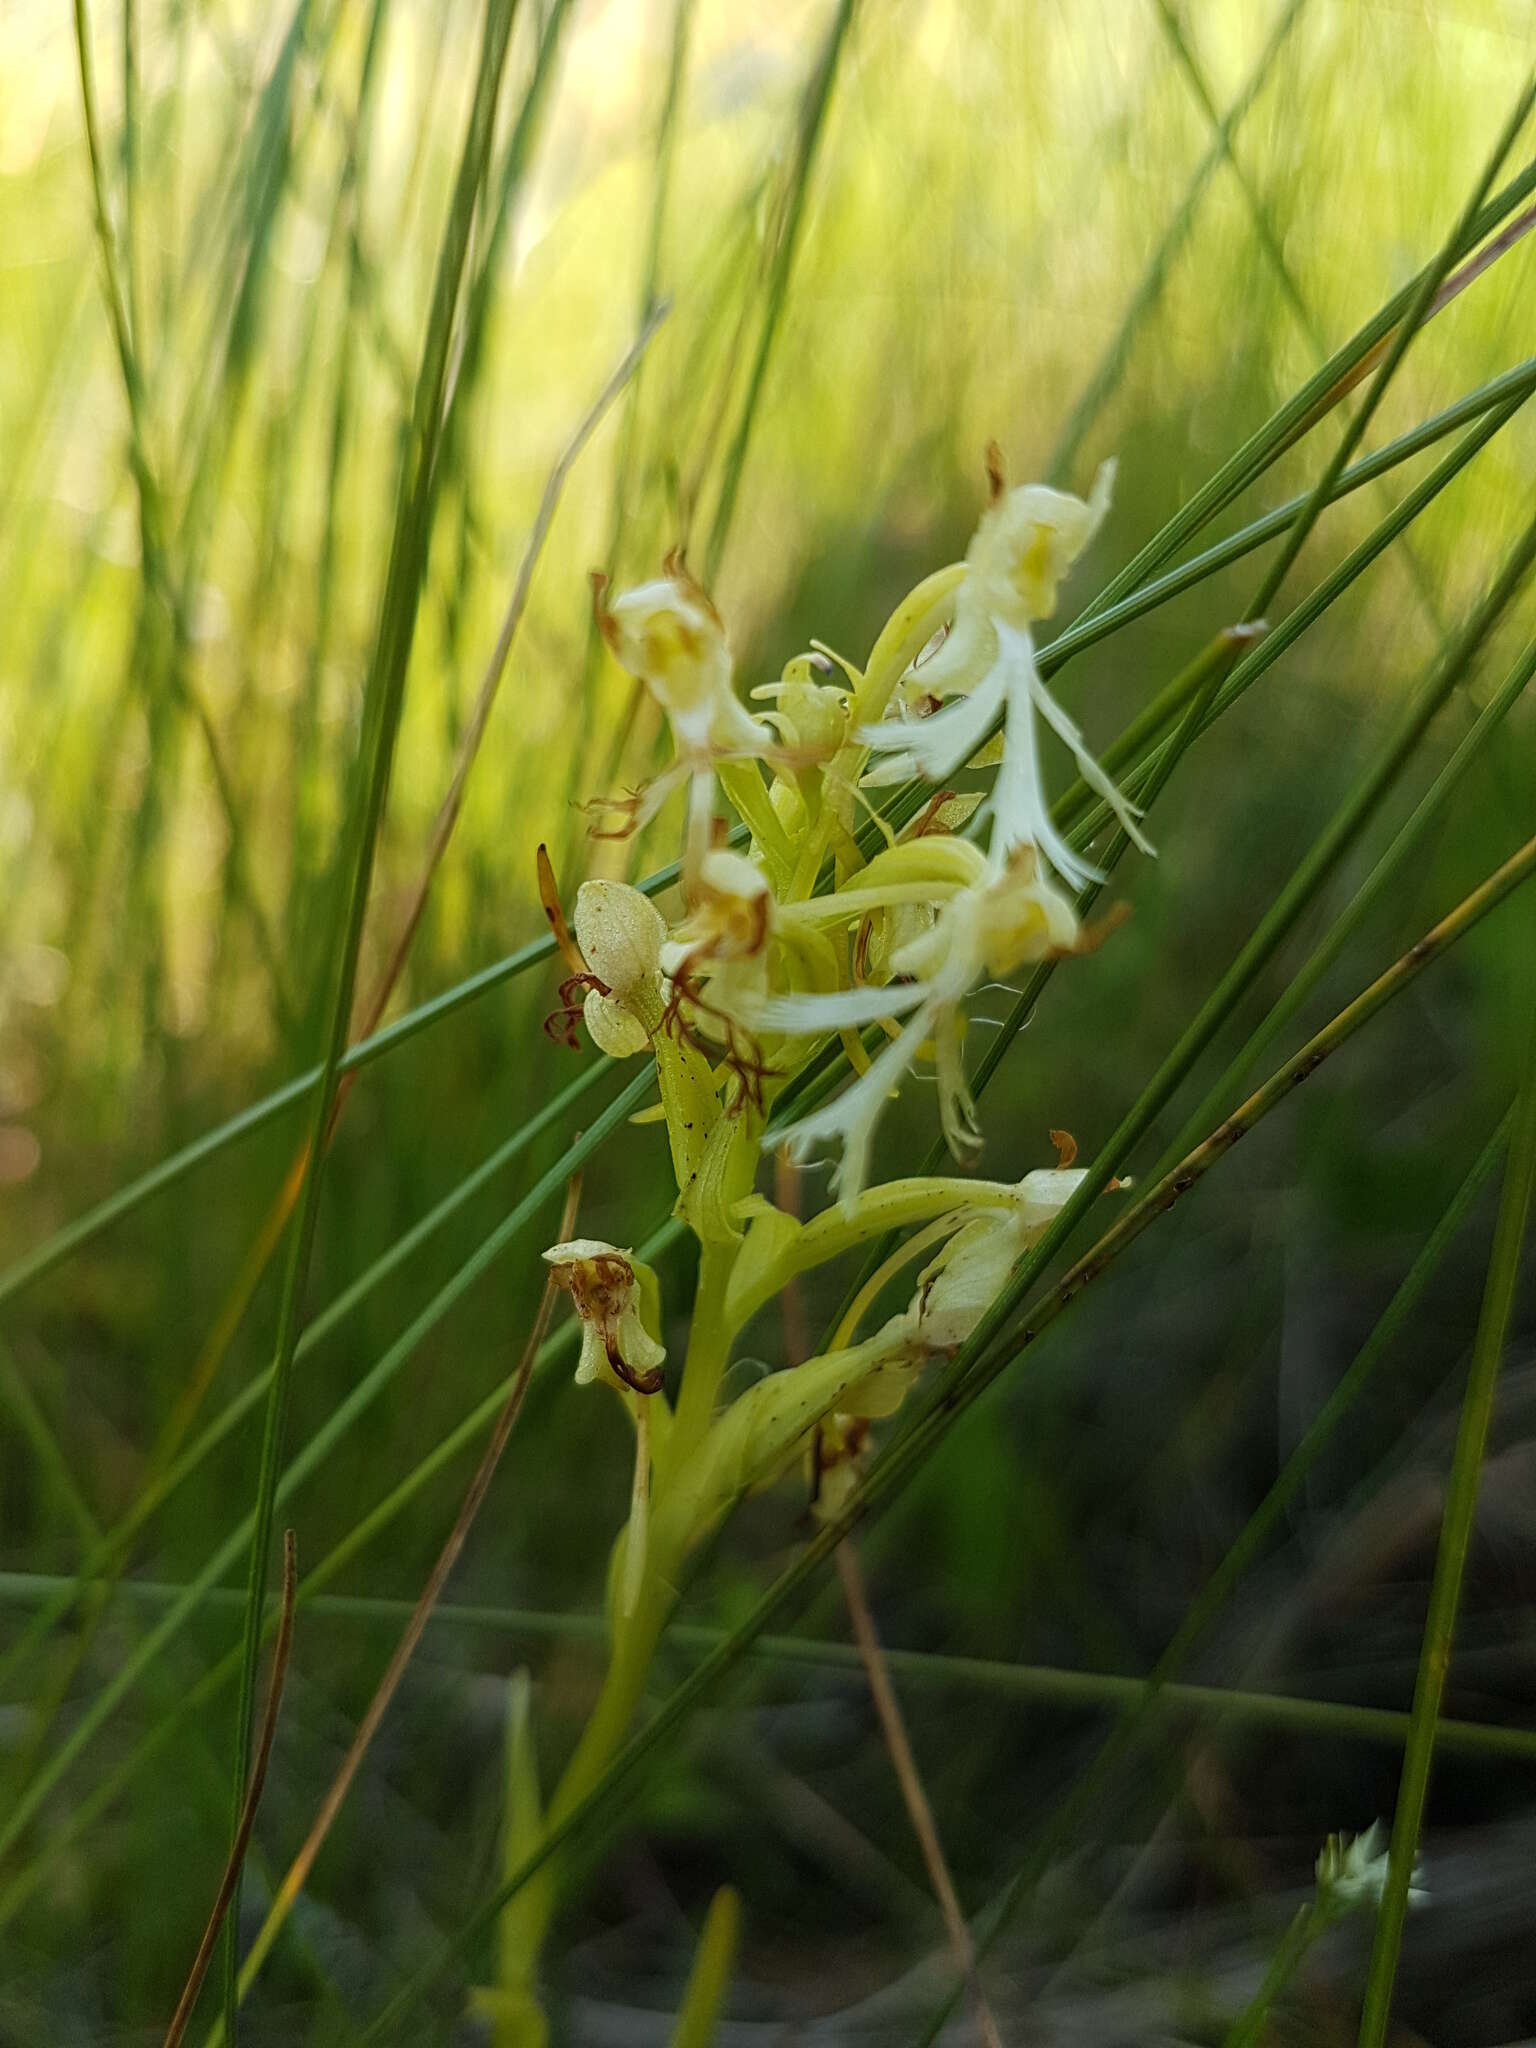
[1356,924,1536,2046]
[1226,1901,1323,2048]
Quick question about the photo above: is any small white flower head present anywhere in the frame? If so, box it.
[573,880,666,1058]
[1315,1822,1426,1919]
[890,842,1080,988]
[591,563,774,879]
[542,1238,666,1394]
[595,564,768,757]
[758,845,1083,1204]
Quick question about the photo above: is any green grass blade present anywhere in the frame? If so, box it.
[0,1198,681,1944]
[0,847,700,1312]
[1080,156,1536,625]
[1356,930,1536,2045]
[1151,0,1446,646]
[702,0,858,583]
[0,1063,652,1885]
[911,1107,1514,2046]
[1048,0,1309,483]
[10,1573,1536,1768]
[1171,631,1536,1161]
[1063,384,1531,852]
[1043,356,1536,728]
[0,1058,612,1697]
[219,8,523,2020]
[1246,69,1535,618]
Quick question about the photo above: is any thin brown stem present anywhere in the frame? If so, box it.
[344,304,670,1072]
[1281,197,1536,456]
[163,1531,297,2048]
[836,1542,1004,2048]
[213,1176,584,2029]
[1027,829,1536,1342]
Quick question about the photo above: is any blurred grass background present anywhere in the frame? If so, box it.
[3,0,1536,2039]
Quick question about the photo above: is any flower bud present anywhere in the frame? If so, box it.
[667,849,773,965]
[542,1238,666,1395]
[750,672,851,754]
[598,572,767,760]
[968,460,1115,627]
[600,577,731,733]
[911,1165,1089,1352]
[574,881,665,995]
[573,882,666,1057]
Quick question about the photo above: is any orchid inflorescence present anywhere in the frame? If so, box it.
[511,451,1148,1997]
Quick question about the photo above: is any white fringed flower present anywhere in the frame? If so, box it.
[1315,1823,1426,1918]
[542,1239,666,1394]
[860,456,1152,888]
[755,845,1080,1204]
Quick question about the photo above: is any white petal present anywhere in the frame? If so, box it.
[988,624,1099,889]
[772,1001,938,1208]
[746,980,930,1033]
[1028,671,1154,856]
[858,658,1008,785]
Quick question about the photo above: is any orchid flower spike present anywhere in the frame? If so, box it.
[757,843,1080,1205]
[542,1239,666,1395]
[593,564,775,878]
[860,450,1152,888]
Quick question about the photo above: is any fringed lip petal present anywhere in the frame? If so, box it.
[857,658,1007,787]
[985,620,1107,888]
[1028,667,1154,857]
[772,998,942,1209]
[746,980,930,1033]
